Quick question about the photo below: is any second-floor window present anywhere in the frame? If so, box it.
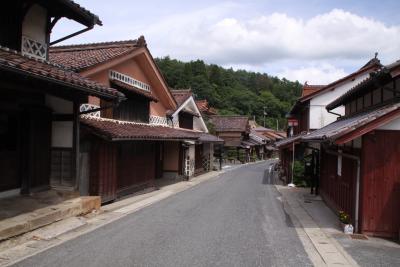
[179,112,193,130]
[113,96,150,123]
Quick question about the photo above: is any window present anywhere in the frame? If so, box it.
[113,97,150,123]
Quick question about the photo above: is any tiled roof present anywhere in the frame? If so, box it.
[195,100,208,112]
[302,102,400,142]
[275,131,287,138]
[110,79,158,102]
[81,116,200,141]
[196,99,217,115]
[299,57,382,102]
[249,134,265,145]
[253,126,274,132]
[49,37,146,71]
[197,132,224,143]
[58,0,102,26]
[326,60,400,110]
[250,130,270,142]
[263,131,284,141]
[209,115,249,132]
[0,46,123,100]
[275,132,307,148]
[301,83,325,97]
[241,140,257,148]
[171,89,193,106]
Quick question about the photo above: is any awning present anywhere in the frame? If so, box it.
[302,102,400,144]
[197,133,224,143]
[0,47,124,101]
[275,132,307,148]
[81,116,199,141]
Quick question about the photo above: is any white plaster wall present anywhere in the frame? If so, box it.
[52,121,73,148]
[193,116,206,132]
[309,72,370,130]
[46,95,74,148]
[22,4,47,44]
[188,145,195,160]
[378,117,400,130]
[173,97,208,132]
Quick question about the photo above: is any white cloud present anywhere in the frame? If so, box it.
[53,4,400,83]
[276,64,348,84]
[144,8,400,67]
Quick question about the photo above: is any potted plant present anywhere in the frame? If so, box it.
[338,211,354,234]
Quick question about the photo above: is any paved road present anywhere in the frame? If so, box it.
[15,161,312,267]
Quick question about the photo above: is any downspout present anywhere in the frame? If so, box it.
[326,149,361,233]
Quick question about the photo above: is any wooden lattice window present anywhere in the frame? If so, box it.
[51,148,74,186]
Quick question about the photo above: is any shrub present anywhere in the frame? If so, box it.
[293,160,306,186]
[339,211,350,224]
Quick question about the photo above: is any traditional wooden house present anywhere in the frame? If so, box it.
[209,115,253,162]
[170,89,223,175]
[276,57,382,183]
[248,122,279,159]
[0,0,124,197]
[300,60,400,239]
[50,38,220,202]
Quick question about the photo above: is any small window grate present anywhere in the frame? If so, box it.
[51,148,73,186]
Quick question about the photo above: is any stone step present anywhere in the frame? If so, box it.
[0,196,100,241]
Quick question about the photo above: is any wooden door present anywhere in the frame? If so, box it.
[117,142,156,196]
[89,139,117,203]
[361,131,400,238]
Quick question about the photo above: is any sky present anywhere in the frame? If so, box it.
[53,0,400,85]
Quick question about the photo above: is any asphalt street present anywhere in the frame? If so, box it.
[14,161,312,267]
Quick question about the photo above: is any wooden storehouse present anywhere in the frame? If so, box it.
[209,115,254,162]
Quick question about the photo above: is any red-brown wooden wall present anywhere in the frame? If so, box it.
[361,130,400,238]
[89,138,117,203]
[319,148,357,223]
[89,139,158,203]
[117,141,156,196]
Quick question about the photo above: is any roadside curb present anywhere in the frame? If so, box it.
[275,185,359,267]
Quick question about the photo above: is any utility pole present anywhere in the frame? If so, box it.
[263,107,267,128]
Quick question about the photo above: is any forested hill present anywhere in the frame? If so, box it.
[155,56,302,129]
